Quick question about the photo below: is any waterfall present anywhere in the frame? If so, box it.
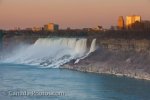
[89,39,96,53]
[1,38,96,68]
[74,39,97,64]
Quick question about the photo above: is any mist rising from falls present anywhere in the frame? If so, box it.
[2,38,96,68]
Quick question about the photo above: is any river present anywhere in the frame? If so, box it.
[0,63,150,100]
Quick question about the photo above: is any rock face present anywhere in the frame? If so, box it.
[62,39,150,80]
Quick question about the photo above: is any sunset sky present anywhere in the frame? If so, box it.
[0,0,150,29]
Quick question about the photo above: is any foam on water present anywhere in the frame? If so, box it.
[1,38,96,68]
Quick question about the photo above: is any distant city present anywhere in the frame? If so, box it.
[20,23,59,32]
[1,15,150,32]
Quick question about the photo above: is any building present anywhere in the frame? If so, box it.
[83,28,93,31]
[142,20,150,31]
[110,26,118,30]
[44,23,59,31]
[126,15,141,29]
[25,28,32,31]
[32,27,42,32]
[118,16,124,29]
[83,26,103,31]
[14,27,21,31]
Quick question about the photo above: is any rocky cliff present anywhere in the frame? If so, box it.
[62,39,150,80]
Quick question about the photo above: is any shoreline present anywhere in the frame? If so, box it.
[61,64,150,81]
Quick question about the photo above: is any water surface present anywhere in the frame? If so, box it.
[0,63,150,100]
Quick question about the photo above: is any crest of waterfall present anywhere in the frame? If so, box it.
[1,38,96,68]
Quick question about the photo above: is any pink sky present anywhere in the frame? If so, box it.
[0,0,150,29]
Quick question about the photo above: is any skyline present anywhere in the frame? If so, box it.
[0,0,150,29]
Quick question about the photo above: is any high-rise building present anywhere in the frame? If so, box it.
[126,15,141,29]
[44,23,59,31]
[118,16,125,29]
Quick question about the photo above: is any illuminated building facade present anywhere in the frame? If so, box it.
[44,23,59,31]
[118,16,125,29]
[126,15,141,29]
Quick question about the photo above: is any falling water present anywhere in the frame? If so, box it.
[1,38,97,68]
[74,39,97,64]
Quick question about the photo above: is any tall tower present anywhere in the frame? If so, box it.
[126,15,141,29]
[118,16,124,30]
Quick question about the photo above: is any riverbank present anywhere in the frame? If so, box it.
[61,64,150,81]
[61,47,150,81]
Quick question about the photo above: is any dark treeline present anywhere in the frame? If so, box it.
[1,29,150,40]
[0,30,3,50]
[93,30,150,40]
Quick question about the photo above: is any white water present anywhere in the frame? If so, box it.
[2,38,96,68]
[74,39,97,64]
[89,39,97,53]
